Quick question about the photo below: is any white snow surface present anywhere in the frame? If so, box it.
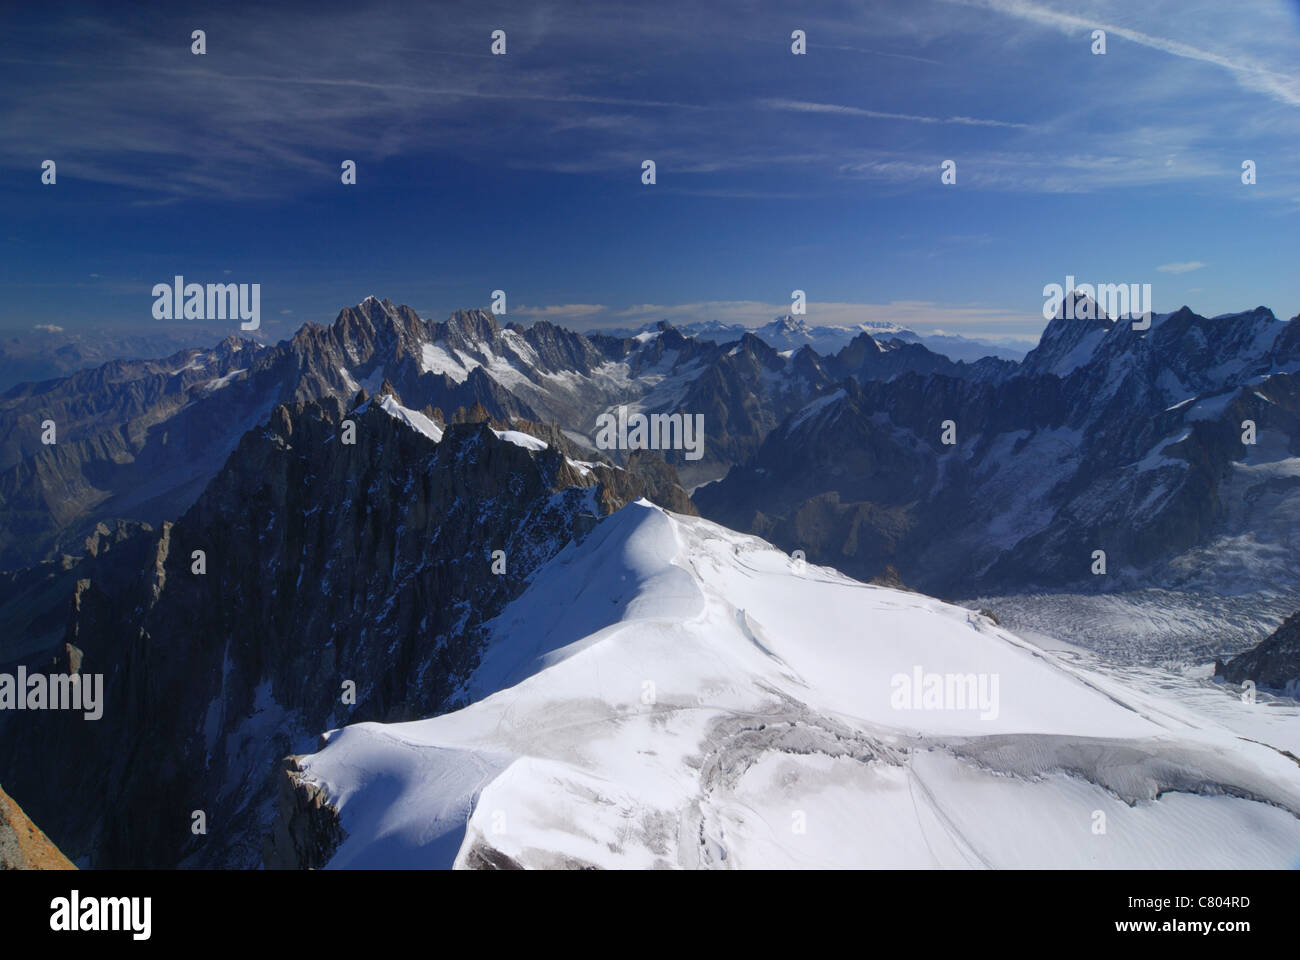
[419,342,473,383]
[371,394,444,443]
[299,502,1300,869]
[491,429,548,452]
[1051,326,1108,376]
[200,367,246,392]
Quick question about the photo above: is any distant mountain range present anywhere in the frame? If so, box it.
[0,299,1016,570]
[0,324,258,393]
[600,315,1030,362]
[3,295,1296,603]
[698,297,1300,598]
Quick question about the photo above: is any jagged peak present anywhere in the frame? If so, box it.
[768,313,813,334]
[452,401,493,425]
[836,330,884,359]
[445,308,501,341]
[333,297,426,330]
[352,295,395,314]
[651,323,691,350]
[1049,291,1112,326]
[449,308,498,322]
[1214,305,1276,322]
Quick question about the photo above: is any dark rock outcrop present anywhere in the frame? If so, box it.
[1218,612,1300,696]
[263,755,345,870]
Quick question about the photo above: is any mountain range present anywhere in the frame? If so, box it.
[698,299,1300,598]
[0,298,1019,571]
[601,314,1029,362]
[2,294,1299,869]
[0,324,262,393]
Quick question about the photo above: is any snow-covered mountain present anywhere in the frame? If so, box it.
[7,297,1017,570]
[0,384,698,867]
[607,316,1027,362]
[5,296,1300,870]
[279,501,1300,869]
[0,323,263,393]
[755,314,849,354]
[698,301,1300,607]
[0,299,826,567]
[901,330,1029,363]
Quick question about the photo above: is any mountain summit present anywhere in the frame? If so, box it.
[276,502,1300,869]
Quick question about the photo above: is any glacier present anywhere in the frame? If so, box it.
[293,501,1300,869]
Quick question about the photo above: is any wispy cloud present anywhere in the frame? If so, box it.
[950,0,1300,107]
[1,0,1292,329]
[761,98,1032,128]
[2,0,1293,205]
[1156,261,1207,274]
[512,303,608,320]
[834,144,1229,193]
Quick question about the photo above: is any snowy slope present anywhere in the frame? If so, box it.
[368,393,444,442]
[296,502,1300,869]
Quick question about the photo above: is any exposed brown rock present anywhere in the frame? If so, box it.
[0,784,75,870]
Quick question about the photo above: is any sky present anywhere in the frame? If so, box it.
[1,0,1298,343]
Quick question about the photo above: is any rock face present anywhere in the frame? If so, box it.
[698,305,1300,598]
[0,388,695,868]
[263,755,345,870]
[0,520,154,665]
[825,330,1013,385]
[0,336,267,570]
[0,325,241,393]
[1218,612,1300,696]
[0,784,75,870]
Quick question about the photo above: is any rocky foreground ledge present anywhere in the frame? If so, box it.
[0,783,75,870]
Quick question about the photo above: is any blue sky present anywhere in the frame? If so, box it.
[1,0,1298,342]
